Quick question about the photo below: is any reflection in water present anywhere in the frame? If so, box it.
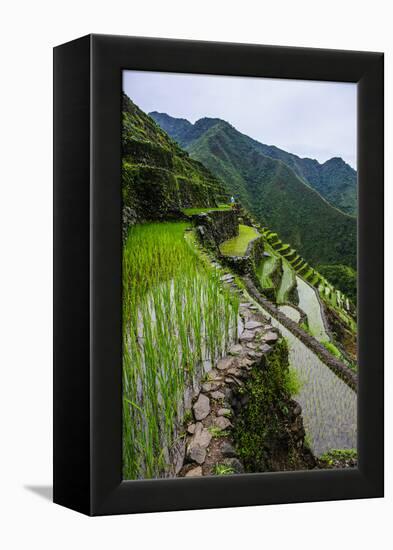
[258,304,357,456]
[296,276,329,342]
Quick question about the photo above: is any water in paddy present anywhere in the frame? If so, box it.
[277,261,294,303]
[296,276,329,342]
[278,304,300,323]
[257,303,357,456]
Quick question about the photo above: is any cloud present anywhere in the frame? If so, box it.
[123,70,357,168]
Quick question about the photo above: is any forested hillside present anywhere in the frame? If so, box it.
[122,95,226,222]
[150,111,357,216]
[151,112,356,269]
[238,140,357,216]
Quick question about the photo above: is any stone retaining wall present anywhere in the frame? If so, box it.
[193,209,239,252]
[233,204,255,227]
[178,281,314,477]
[220,234,264,276]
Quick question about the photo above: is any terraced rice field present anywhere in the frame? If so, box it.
[256,255,278,288]
[123,222,239,479]
[220,224,259,256]
[296,276,329,342]
[276,260,295,303]
[263,226,355,331]
[256,303,357,456]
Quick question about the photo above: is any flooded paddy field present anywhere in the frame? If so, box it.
[258,303,357,456]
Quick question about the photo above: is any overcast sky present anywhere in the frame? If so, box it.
[123,70,357,169]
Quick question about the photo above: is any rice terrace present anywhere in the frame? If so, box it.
[121,73,358,479]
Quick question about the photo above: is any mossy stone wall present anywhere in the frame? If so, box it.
[193,210,239,251]
[220,233,264,278]
[233,339,315,472]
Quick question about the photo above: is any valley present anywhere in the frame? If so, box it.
[122,94,357,480]
[151,111,357,270]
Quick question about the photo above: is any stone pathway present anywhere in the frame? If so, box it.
[179,276,281,477]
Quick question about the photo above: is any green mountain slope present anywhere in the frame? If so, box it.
[150,113,356,269]
[150,112,357,216]
[252,144,357,216]
[122,95,226,221]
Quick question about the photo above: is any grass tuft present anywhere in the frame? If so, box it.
[213,463,235,475]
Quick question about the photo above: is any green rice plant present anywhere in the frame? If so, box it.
[219,225,259,256]
[122,222,239,480]
[183,409,193,424]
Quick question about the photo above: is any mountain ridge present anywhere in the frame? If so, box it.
[121,95,226,223]
[149,112,357,216]
[150,110,356,269]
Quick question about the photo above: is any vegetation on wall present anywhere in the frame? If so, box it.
[318,449,357,469]
[233,339,310,472]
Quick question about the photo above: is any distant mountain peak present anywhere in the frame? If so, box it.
[192,117,229,135]
[149,111,192,125]
[149,112,228,148]
[324,156,346,166]
[150,109,357,216]
[194,116,223,127]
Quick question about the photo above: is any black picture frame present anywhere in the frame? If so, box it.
[53,34,384,516]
